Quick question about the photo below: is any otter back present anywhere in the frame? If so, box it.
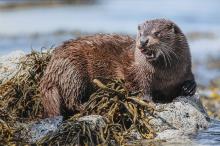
[40,34,134,117]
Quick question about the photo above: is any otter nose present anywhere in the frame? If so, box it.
[140,36,159,48]
[140,38,149,47]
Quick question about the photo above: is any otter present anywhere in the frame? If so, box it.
[40,19,196,117]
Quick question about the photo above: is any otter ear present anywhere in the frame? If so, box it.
[171,24,180,34]
[171,25,175,33]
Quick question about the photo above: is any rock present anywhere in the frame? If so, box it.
[77,115,106,130]
[128,95,210,146]
[24,95,209,143]
[18,116,63,143]
[131,95,210,141]
[68,95,209,142]
[19,115,106,143]
[0,50,25,83]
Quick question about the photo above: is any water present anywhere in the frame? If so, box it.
[0,0,220,145]
[0,0,220,54]
[196,119,220,146]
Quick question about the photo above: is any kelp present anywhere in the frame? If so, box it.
[39,79,156,145]
[0,109,15,145]
[0,50,51,121]
[0,50,51,144]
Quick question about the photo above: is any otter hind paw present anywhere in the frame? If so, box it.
[181,80,197,96]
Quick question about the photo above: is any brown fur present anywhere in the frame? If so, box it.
[40,19,195,117]
[40,34,135,117]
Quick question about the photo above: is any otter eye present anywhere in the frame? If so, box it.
[154,32,161,37]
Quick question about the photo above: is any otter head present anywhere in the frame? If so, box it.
[136,19,187,65]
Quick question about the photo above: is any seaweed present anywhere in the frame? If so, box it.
[39,79,156,145]
[0,50,51,144]
[0,50,51,121]
[0,109,15,145]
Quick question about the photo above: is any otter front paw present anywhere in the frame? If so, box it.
[181,80,197,96]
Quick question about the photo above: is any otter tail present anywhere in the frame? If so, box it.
[40,85,61,117]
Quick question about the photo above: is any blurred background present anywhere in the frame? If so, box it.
[1,0,220,114]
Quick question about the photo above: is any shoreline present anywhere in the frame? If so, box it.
[0,0,97,10]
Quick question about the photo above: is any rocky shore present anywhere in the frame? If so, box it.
[0,51,215,145]
[25,95,210,144]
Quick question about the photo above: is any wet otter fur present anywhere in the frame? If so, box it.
[40,34,135,117]
[40,19,196,117]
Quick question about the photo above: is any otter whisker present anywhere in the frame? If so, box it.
[162,42,183,60]
[161,49,172,67]
[159,50,168,67]
[160,43,180,62]
[166,53,172,67]
[166,49,180,62]
[159,44,173,67]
